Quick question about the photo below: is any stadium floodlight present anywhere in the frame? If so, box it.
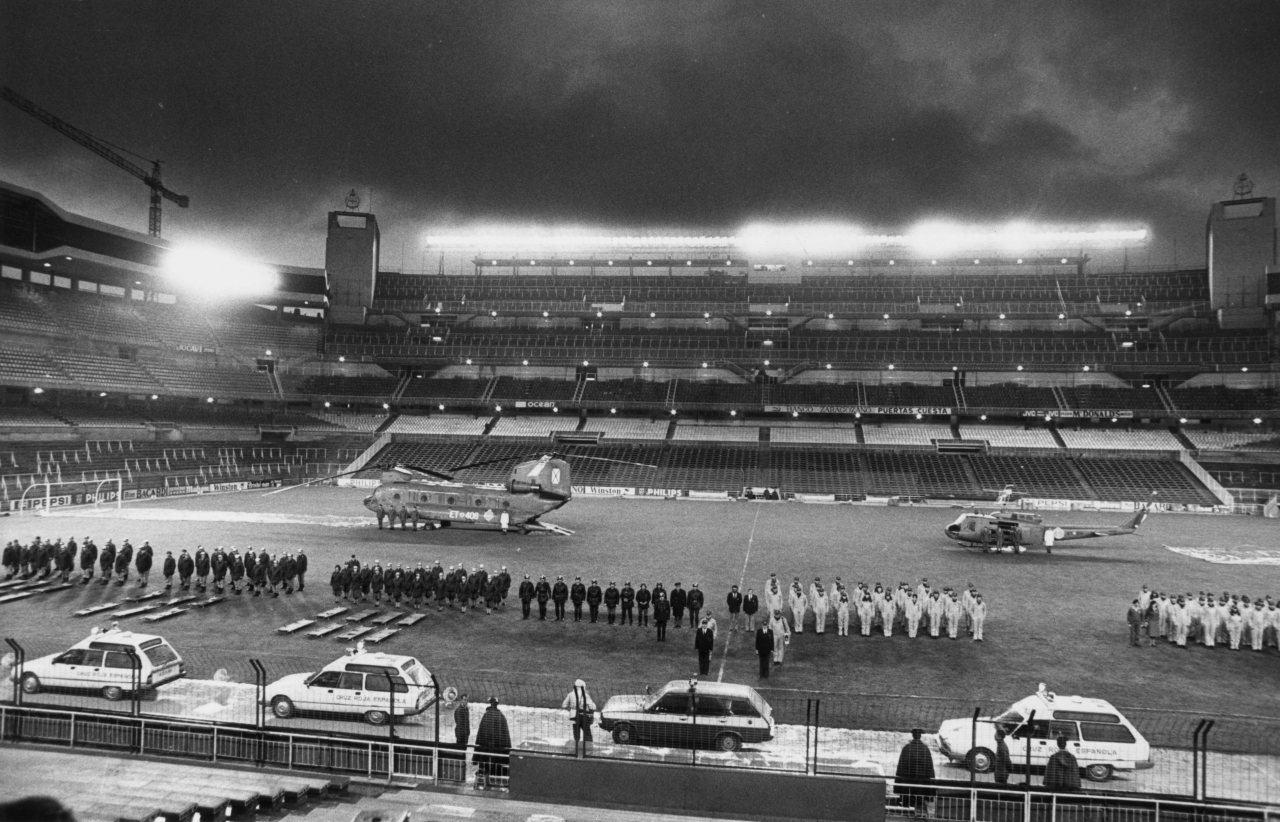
[701,362,708,368]
[438,404,445,411]
[670,409,677,415]
[466,358,472,365]
[1083,366,1090,372]
[495,405,502,412]
[339,356,345,362]
[980,414,987,420]
[522,359,529,366]
[999,313,1006,320]
[1254,418,1263,424]
[99,392,106,397]
[150,394,157,400]
[1242,367,1249,372]
[1179,417,1187,424]
[163,245,278,298]
[207,397,214,403]
[33,387,44,394]
[610,408,617,414]
[1017,365,1024,371]
[642,361,649,367]
[887,364,895,370]
[324,401,331,408]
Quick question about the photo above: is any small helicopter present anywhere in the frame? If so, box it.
[944,486,1148,554]
[275,452,653,535]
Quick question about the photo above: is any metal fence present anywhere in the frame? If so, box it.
[2,638,1277,808]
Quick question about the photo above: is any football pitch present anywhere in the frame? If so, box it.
[4,487,1278,720]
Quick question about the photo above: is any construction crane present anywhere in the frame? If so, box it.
[2,86,189,237]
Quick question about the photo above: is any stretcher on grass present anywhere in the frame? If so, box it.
[194,596,227,608]
[345,609,380,622]
[333,625,374,641]
[369,612,403,626]
[315,607,348,619]
[396,613,427,627]
[365,628,399,643]
[73,602,120,616]
[277,619,316,634]
[143,607,190,622]
[306,623,344,638]
[0,591,35,605]
[112,603,160,618]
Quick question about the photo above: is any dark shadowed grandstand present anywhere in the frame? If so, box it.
[1,180,1277,513]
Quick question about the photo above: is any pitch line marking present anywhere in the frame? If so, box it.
[718,504,761,682]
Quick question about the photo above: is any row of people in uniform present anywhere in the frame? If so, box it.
[514,577,717,635]
[0,536,310,596]
[759,575,989,640]
[329,556,512,613]
[1129,587,1280,651]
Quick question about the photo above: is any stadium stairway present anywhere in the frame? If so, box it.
[1065,456,1101,500]
[0,747,347,822]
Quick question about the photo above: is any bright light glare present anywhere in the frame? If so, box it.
[426,229,733,250]
[164,246,278,298]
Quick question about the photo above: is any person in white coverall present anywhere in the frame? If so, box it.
[789,577,808,634]
[769,609,791,665]
[1226,607,1245,650]
[905,594,923,638]
[836,590,851,636]
[809,578,829,634]
[946,593,962,639]
[878,591,896,637]
[764,574,785,620]
[970,594,987,641]
[857,595,876,636]
[927,592,945,638]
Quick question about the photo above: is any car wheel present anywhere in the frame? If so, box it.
[365,710,390,726]
[1084,764,1113,782]
[714,733,742,753]
[271,696,295,719]
[102,685,125,701]
[20,674,41,694]
[967,748,995,774]
[612,723,636,745]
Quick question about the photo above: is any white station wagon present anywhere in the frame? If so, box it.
[265,646,438,726]
[937,684,1153,782]
[16,625,185,701]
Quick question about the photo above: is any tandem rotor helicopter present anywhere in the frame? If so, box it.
[944,487,1149,554]
[273,453,655,536]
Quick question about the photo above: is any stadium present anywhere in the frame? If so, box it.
[3,6,1280,822]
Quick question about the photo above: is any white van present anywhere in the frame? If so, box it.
[17,625,185,701]
[937,684,1153,782]
[265,646,437,725]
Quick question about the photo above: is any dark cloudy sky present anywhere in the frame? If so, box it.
[2,1,1278,270]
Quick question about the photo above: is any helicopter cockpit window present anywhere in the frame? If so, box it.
[393,492,401,503]
[475,499,482,506]
[502,501,510,508]
[447,496,455,505]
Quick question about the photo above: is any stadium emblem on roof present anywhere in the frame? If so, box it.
[344,189,361,210]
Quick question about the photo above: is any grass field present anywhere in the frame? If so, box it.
[3,488,1278,722]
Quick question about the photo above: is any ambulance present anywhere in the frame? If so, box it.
[265,644,437,725]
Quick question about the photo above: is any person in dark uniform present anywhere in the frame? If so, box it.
[340,562,354,600]
[620,581,635,625]
[229,549,245,594]
[535,574,552,620]
[98,539,116,585]
[653,589,671,641]
[894,729,936,814]
[1043,736,1081,793]
[211,547,228,593]
[755,620,774,678]
[162,551,176,589]
[727,584,744,632]
[115,540,133,585]
[994,728,1012,784]
[283,552,299,594]
[694,617,715,675]
[330,565,344,599]
[453,693,471,747]
[177,548,195,590]
[635,583,651,626]
[553,575,570,622]
[251,553,268,596]
[269,554,286,598]
[485,576,502,614]
[32,538,49,579]
[518,574,535,619]
[243,549,257,594]
[79,537,97,584]
[371,562,385,603]
[386,567,402,607]
[295,548,308,591]
[194,546,210,591]
[443,566,460,610]
[604,582,620,624]
[687,583,705,626]
[570,576,586,622]
[586,579,603,623]
[134,541,153,587]
[496,566,512,609]
[1,541,15,580]
[56,539,74,583]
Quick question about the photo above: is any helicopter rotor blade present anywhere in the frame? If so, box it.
[401,464,457,481]
[446,455,528,473]
[562,454,659,469]
[261,467,370,496]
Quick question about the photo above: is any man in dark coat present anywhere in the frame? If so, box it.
[339,563,354,600]
[1043,736,1081,792]
[687,583,705,626]
[726,584,744,632]
[1,541,15,580]
[496,566,511,608]
[229,549,244,594]
[194,546,210,590]
[474,697,512,790]
[295,548,308,591]
[32,538,49,578]
[282,552,298,594]
[586,579,603,623]
[569,576,587,621]
[211,547,228,593]
[162,551,176,589]
[518,574,535,619]
[371,563,385,603]
[134,541,153,587]
[620,581,635,625]
[484,576,502,614]
[552,575,570,622]
[269,554,286,598]
[670,582,688,628]
[635,583,651,626]
[251,554,268,596]
[98,540,116,585]
[604,582,620,625]
[653,591,671,641]
[243,549,257,594]
[114,540,133,585]
[743,587,761,631]
[453,694,471,746]
[755,621,774,677]
[330,565,344,599]
[694,617,715,675]
[177,549,195,590]
[57,540,76,583]
[994,729,1012,784]
[79,538,98,584]
[894,729,936,813]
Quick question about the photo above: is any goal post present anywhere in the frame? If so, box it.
[15,477,123,514]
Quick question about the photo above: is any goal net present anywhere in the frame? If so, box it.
[14,477,124,514]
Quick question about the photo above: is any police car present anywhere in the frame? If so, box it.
[937,684,1153,782]
[598,679,774,752]
[265,645,438,725]
[15,624,185,701]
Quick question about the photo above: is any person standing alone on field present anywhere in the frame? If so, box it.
[1127,599,1145,647]
[694,617,715,675]
[755,619,774,677]
[653,589,671,641]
